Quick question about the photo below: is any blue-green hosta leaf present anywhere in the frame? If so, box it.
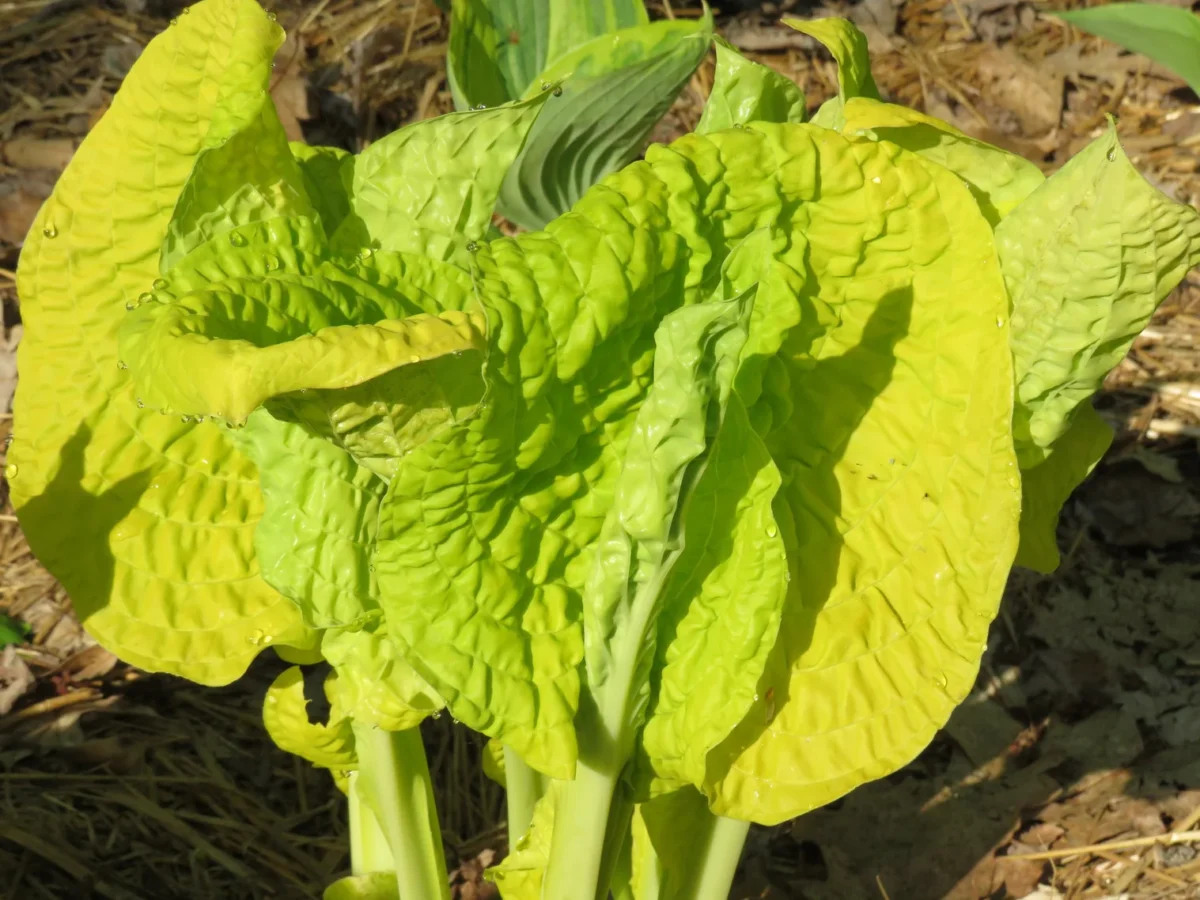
[545,0,649,64]
[1015,402,1112,574]
[1052,4,1200,97]
[263,666,357,770]
[840,97,1044,224]
[10,0,318,685]
[785,17,878,129]
[497,13,713,230]
[448,0,552,108]
[696,37,806,135]
[332,93,553,264]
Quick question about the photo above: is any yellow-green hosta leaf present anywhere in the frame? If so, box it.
[291,142,353,237]
[162,86,315,271]
[487,781,562,898]
[1000,125,1200,469]
[332,94,553,264]
[10,0,317,686]
[638,231,801,795]
[323,873,398,900]
[696,37,806,135]
[640,396,786,792]
[498,13,713,229]
[323,626,444,731]
[483,738,507,788]
[841,97,1044,224]
[1015,403,1112,574]
[785,17,878,129]
[121,287,485,425]
[698,126,1019,824]
[263,666,357,770]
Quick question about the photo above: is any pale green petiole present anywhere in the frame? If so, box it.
[351,724,450,900]
[504,744,548,845]
[348,772,393,875]
[679,814,751,900]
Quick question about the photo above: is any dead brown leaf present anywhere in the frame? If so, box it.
[974,45,1064,136]
[1,137,75,171]
[271,35,311,143]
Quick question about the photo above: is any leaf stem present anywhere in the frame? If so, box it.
[351,724,450,900]
[503,744,546,845]
[681,815,750,900]
[348,771,393,875]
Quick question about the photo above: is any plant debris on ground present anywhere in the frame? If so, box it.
[1,1,1198,898]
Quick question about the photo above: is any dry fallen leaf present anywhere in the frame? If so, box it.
[271,35,311,143]
[1,138,75,171]
[0,646,34,716]
[975,45,1064,136]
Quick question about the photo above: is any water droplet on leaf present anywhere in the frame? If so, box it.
[933,671,948,688]
[540,82,551,92]
[552,86,563,97]
[249,629,265,645]
[359,247,373,261]
[230,232,247,247]
[766,525,778,538]
[1106,146,1117,162]
[4,463,17,480]
[465,240,478,252]
[136,398,145,408]
[181,415,191,423]
[117,360,128,370]
[263,254,279,272]
[153,278,168,290]
[42,223,57,238]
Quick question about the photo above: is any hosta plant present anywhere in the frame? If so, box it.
[11,3,1200,900]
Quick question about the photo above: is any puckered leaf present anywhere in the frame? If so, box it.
[291,142,353,237]
[497,13,713,230]
[694,126,1019,824]
[263,666,358,770]
[999,125,1200,468]
[10,0,317,685]
[840,97,1044,224]
[487,781,562,898]
[121,284,485,425]
[696,37,806,135]
[370,122,1020,806]
[997,126,1200,567]
[332,94,553,264]
[1015,402,1112,574]
[785,17,878,129]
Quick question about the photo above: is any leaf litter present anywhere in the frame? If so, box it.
[1,0,1200,897]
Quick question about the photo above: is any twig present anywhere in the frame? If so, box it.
[1008,830,1200,861]
[875,875,892,900]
